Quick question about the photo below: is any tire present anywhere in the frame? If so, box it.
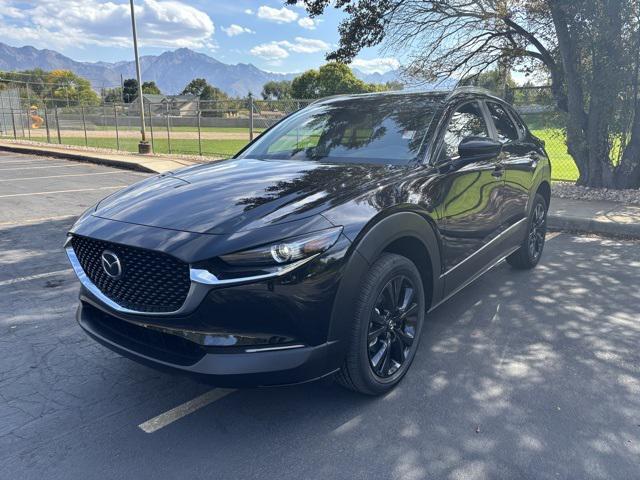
[507,193,548,270]
[335,253,426,395]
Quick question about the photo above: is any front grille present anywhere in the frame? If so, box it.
[71,235,191,313]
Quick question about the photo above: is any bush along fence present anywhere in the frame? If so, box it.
[0,86,576,181]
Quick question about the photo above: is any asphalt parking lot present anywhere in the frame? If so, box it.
[1,151,640,480]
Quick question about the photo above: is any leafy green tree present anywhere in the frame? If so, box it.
[261,80,293,100]
[142,81,161,95]
[0,68,99,105]
[181,78,228,100]
[291,62,381,98]
[103,87,123,103]
[47,70,100,105]
[122,78,138,103]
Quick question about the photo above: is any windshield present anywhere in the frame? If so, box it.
[238,93,445,165]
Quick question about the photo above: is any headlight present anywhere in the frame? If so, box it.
[220,227,343,267]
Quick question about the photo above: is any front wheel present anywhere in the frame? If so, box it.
[507,193,548,270]
[335,253,425,395]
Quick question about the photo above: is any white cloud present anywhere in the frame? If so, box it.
[250,36,329,65]
[297,17,316,30]
[244,9,253,14]
[0,0,215,50]
[351,57,401,75]
[279,37,329,54]
[250,43,289,61]
[221,24,254,37]
[256,5,298,23]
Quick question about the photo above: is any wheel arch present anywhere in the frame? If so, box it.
[327,212,443,359]
[536,180,551,210]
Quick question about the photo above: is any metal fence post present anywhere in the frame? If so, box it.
[147,101,154,151]
[248,93,254,141]
[114,104,120,150]
[26,107,31,140]
[166,103,171,154]
[44,105,51,143]
[19,108,25,138]
[54,106,62,144]
[81,105,88,147]
[197,106,203,156]
[10,109,17,139]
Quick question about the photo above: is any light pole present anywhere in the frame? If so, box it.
[129,0,151,153]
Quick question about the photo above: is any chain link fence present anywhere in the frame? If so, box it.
[0,84,575,181]
[0,91,314,158]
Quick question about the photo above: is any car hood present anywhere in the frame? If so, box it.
[93,158,395,234]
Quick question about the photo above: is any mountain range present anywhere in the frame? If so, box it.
[0,42,401,97]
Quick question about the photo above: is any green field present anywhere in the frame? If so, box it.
[531,129,577,181]
[24,136,248,157]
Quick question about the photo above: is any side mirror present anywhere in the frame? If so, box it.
[458,136,502,160]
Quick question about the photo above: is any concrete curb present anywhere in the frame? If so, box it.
[0,143,156,173]
[0,142,203,173]
[548,214,640,239]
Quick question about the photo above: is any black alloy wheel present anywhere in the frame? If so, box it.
[528,202,546,262]
[507,193,548,269]
[367,275,419,378]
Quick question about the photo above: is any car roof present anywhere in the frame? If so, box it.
[311,86,507,107]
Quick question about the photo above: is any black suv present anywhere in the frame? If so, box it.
[66,88,551,395]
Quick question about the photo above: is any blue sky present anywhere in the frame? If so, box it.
[0,0,400,75]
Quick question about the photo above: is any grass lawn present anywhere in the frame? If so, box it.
[531,129,577,182]
[51,136,248,157]
[89,125,265,134]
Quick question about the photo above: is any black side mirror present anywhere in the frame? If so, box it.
[458,136,502,160]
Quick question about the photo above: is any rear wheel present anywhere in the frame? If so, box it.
[507,193,547,270]
[336,253,425,395]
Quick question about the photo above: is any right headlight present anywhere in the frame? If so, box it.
[219,227,343,267]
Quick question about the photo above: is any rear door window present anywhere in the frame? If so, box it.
[487,102,519,143]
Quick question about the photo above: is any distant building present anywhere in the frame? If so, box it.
[131,94,199,116]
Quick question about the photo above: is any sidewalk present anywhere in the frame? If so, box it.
[0,140,204,173]
[549,197,640,238]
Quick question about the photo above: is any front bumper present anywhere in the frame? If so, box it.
[78,301,342,386]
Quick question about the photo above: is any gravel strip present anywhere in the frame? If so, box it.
[552,181,640,205]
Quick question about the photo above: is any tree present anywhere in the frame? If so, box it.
[122,78,138,103]
[261,80,292,100]
[181,78,228,101]
[291,62,382,98]
[103,87,123,103]
[291,0,640,189]
[46,70,100,106]
[142,81,161,95]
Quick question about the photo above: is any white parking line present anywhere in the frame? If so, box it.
[0,185,126,198]
[547,231,561,241]
[0,268,73,287]
[0,171,140,182]
[0,159,63,165]
[0,214,77,227]
[138,389,236,433]
[0,164,90,171]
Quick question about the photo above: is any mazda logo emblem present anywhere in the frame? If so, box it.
[101,250,123,279]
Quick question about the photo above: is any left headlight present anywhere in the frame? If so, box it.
[220,226,343,267]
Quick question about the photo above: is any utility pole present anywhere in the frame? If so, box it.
[129,0,150,153]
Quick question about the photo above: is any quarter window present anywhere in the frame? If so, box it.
[487,102,519,143]
[441,102,489,160]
